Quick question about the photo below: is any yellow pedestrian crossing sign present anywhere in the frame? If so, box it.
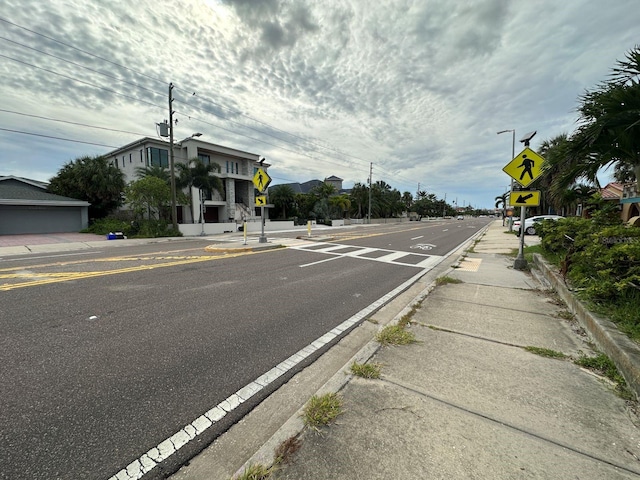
[255,195,267,206]
[503,147,545,187]
[509,190,541,207]
[252,168,271,193]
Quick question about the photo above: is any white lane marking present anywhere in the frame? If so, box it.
[410,235,424,240]
[107,268,429,480]
[300,256,342,268]
[442,229,448,232]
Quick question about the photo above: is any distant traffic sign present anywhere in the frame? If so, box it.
[255,195,267,206]
[509,190,541,207]
[252,168,272,193]
[503,147,545,187]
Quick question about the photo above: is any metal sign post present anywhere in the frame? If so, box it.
[502,131,544,271]
[252,168,271,244]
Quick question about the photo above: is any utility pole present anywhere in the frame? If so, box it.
[168,83,178,231]
[442,193,447,218]
[368,162,373,224]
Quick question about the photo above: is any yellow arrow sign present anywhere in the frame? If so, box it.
[252,168,272,193]
[509,190,541,207]
[503,147,545,187]
[255,195,267,206]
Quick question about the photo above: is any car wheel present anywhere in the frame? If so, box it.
[525,226,536,235]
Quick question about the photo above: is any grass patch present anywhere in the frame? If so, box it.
[302,393,343,429]
[574,353,634,399]
[350,362,381,379]
[436,276,463,286]
[376,324,416,346]
[556,310,574,320]
[574,353,625,384]
[524,346,567,359]
[523,244,544,263]
[234,463,276,480]
[589,293,640,343]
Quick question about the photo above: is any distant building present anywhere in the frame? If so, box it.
[274,176,351,195]
[0,176,90,234]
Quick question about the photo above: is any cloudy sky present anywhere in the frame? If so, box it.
[1,0,638,209]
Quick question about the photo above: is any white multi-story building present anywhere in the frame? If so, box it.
[105,136,269,230]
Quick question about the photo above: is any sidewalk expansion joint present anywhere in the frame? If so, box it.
[414,323,525,349]
[432,296,556,318]
[381,377,640,477]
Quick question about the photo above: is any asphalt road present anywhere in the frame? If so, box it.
[0,218,491,479]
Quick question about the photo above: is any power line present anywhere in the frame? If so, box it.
[0,109,148,137]
[1,17,423,191]
[0,127,119,147]
[0,16,166,87]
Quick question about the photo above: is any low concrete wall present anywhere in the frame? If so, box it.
[179,223,236,236]
[179,220,295,236]
[533,253,640,400]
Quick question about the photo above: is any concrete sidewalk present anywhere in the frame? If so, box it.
[236,220,640,479]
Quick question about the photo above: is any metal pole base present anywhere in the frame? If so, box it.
[513,257,528,270]
[259,235,268,243]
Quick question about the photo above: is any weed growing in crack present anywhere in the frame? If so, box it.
[303,393,343,430]
[436,276,463,286]
[351,362,382,379]
[376,325,416,346]
[524,346,567,359]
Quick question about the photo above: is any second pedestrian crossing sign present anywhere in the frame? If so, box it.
[503,147,545,188]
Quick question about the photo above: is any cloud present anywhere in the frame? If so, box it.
[1,0,638,207]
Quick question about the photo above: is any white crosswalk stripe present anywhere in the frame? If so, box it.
[289,242,443,269]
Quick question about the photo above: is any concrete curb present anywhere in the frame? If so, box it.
[533,253,640,400]
[203,244,285,253]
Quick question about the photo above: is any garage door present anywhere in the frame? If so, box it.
[0,206,84,234]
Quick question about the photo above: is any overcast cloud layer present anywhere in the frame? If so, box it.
[1,0,638,208]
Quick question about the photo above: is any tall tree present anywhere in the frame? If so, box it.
[125,176,171,221]
[349,182,369,219]
[567,47,640,187]
[135,165,170,184]
[48,155,125,219]
[176,158,223,223]
[329,194,352,219]
[269,184,296,219]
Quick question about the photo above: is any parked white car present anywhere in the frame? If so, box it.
[513,215,564,235]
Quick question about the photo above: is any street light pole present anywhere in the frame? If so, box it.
[497,129,515,231]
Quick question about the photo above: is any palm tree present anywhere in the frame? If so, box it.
[494,192,508,225]
[135,165,170,184]
[349,182,369,219]
[566,47,640,188]
[329,194,352,219]
[269,184,296,219]
[175,158,223,223]
[310,182,336,199]
[401,191,413,211]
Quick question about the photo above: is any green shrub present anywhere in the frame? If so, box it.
[539,215,640,339]
[84,217,131,236]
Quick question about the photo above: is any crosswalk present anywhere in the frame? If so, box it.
[289,241,444,269]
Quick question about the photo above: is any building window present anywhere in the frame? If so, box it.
[226,161,230,173]
[146,147,169,168]
[129,153,132,163]
[235,162,239,174]
[198,154,210,165]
